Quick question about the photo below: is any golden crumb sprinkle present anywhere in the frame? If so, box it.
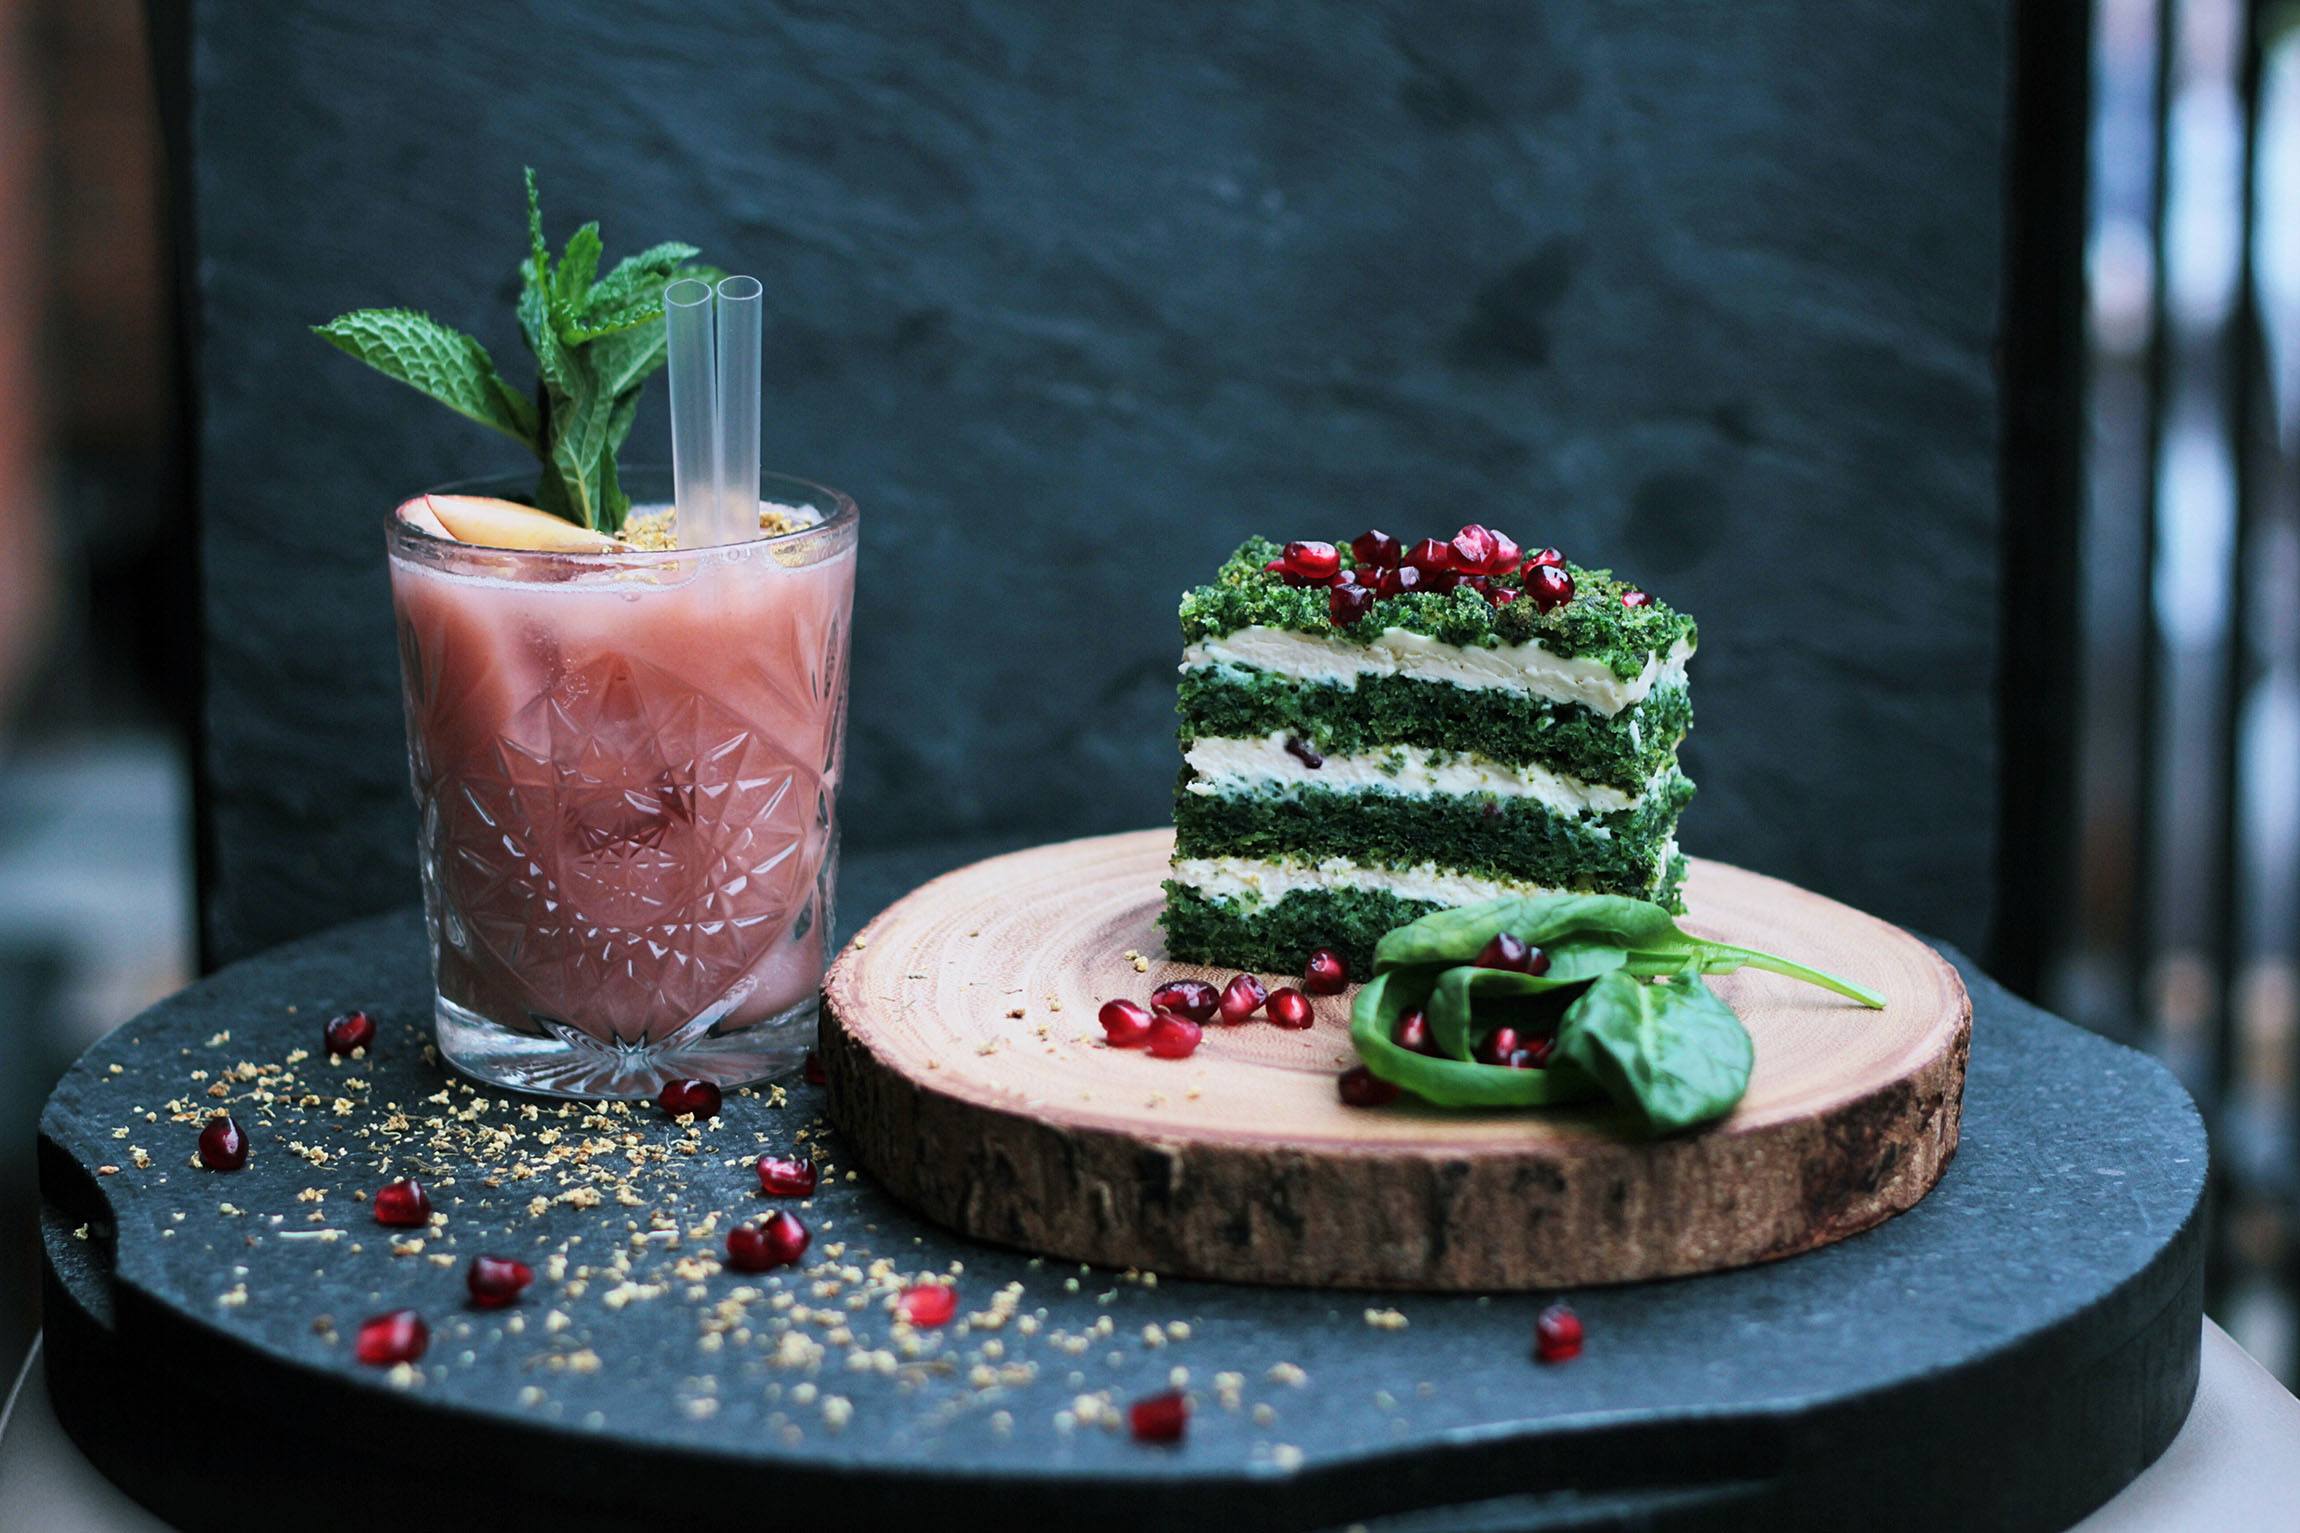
[1363,1307,1409,1331]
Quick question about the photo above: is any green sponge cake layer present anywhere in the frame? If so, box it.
[1173,772,1694,893]
[1178,668,1691,793]
[1163,846,1691,976]
[1160,534,1697,974]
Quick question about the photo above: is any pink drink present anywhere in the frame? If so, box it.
[386,473,857,1097]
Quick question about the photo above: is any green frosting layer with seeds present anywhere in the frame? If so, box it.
[1178,538,1697,683]
[1161,852,1691,975]
[1177,669,1692,792]
[1172,773,1693,892]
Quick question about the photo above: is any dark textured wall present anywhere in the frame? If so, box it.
[186,1,2006,963]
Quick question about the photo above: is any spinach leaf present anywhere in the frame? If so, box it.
[1422,948,1625,1061]
[1350,971,1605,1109]
[1550,964,1753,1134]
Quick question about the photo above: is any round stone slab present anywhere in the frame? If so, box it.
[823,832,1969,1288]
[37,873,2201,1533]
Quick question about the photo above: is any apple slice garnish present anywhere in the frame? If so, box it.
[401,493,634,552]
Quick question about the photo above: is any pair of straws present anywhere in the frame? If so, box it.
[664,275,763,548]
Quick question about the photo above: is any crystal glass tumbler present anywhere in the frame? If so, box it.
[386,470,857,1097]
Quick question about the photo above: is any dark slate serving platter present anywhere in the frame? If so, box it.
[38,848,2203,1533]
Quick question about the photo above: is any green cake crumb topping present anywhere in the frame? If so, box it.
[1178,537,1697,683]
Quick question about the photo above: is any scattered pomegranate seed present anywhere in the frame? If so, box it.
[1488,585,1520,607]
[756,1155,818,1196]
[355,1310,428,1366]
[1147,1013,1203,1058]
[1329,583,1376,627]
[1129,1390,1189,1443]
[1406,537,1453,574]
[657,1078,722,1120]
[1524,547,1565,569]
[197,1115,248,1171]
[1339,1065,1400,1107]
[898,1283,958,1327]
[1450,524,1499,573]
[1474,1027,1524,1066]
[1487,531,1522,571]
[1284,736,1324,769]
[372,1178,431,1228]
[1394,1009,1438,1055]
[1267,987,1315,1029]
[1476,932,1533,971]
[1535,1303,1584,1362]
[323,1010,376,1056]
[1519,1035,1557,1068]
[466,1255,535,1309]
[803,1051,826,1085]
[1098,998,1156,1048]
[1282,540,1341,582]
[1374,564,1423,597]
[1218,974,1268,1024]
[1149,979,1218,1022]
[1526,564,1575,612]
[1303,946,1349,995]
[1350,529,1402,568]
[727,1211,810,1272]
[1621,589,1653,608]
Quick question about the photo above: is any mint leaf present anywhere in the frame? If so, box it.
[312,308,539,447]
[556,221,602,309]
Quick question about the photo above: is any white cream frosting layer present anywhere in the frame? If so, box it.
[1180,626,1693,718]
[1169,856,1560,909]
[1182,732,1659,818]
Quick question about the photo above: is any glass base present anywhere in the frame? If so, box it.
[433,992,816,1099]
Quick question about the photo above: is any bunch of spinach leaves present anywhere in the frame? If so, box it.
[1348,894,1884,1134]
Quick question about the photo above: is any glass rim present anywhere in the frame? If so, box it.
[385,464,859,561]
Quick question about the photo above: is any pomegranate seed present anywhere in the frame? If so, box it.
[1339,1065,1400,1107]
[1284,736,1324,769]
[1098,998,1155,1047]
[657,1078,722,1120]
[1535,1303,1584,1362]
[1149,979,1218,1023]
[1282,540,1340,581]
[1129,1390,1189,1443]
[1461,573,1492,596]
[756,1155,819,1196]
[466,1255,534,1309]
[1147,1013,1203,1058]
[1406,537,1453,574]
[898,1283,958,1327]
[1520,1035,1557,1068]
[1329,583,1376,627]
[1263,557,1287,576]
[1424,568,1463,595]
[373,1178,431,1227]
[197,1115,248,1172]
[726,1211,810,1272]
[1488,585,1520,607]
[1524,547,1565,569]
[1474,1027,1524,1066]
[1486,531,1522,571]
[1374,564,1424,597]
[1526,565,1575,612]
[323,1010,376,1056]
[355,1310,428,1366]
[1394,1009,1438,1055]
[1266,987,1315,1029]
[803,1051,826,1085]
[1621,589,1653,608]
[1219,974,1268,1024]
[1477,932,1533,972]
[1450,524,1499,573]
[1350,529,1402,568]
[1303,946,1348,995]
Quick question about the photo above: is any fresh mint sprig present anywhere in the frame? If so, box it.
[313,170,714,533]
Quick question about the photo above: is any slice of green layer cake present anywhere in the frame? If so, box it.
[1161,529,1697,974]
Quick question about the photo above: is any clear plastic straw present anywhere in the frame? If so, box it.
[713,275,764,543]
[663,277,720,545]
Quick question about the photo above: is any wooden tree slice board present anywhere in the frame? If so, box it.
[821,829,1971,1289]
